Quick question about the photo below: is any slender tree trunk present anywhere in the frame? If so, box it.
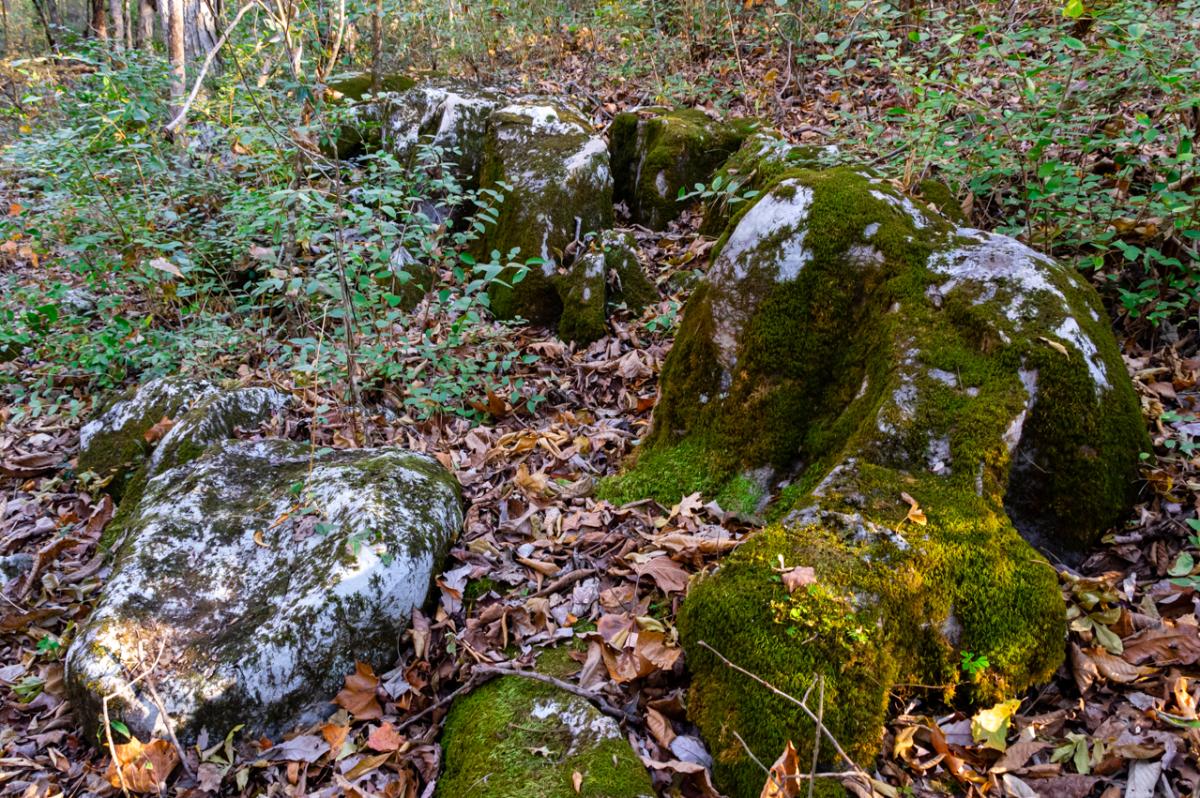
[30,0,56,48]
[137,0,153,47]
[125,0,134,46]
[108,0,124,47]
[90,0,107,39]
[168,0,184,117]
[181,0,217,57]
[369,0,382,88]
[1,0,10,56]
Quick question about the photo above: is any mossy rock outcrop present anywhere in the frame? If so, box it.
[437,675,654,798]
[557,230,657,344]
[611,108,752,230]
[66,439,462,744]
[475,101,614,324]
[77,376,219,500]
[325,74,502,185]
[600,167,1146,796]
[698,132,838,236]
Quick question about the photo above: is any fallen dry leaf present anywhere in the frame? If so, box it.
[333,661,383,720]
[105,738,180,793]
[759,740,799,798]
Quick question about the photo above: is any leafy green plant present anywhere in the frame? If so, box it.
[959,650,990,677]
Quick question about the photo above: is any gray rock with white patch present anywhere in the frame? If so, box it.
[66,439,462,743]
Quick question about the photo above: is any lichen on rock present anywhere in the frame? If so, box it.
[611,108,753,230]
[599,166,1146,796]
[77,376,218,500]
[436,675,654,798]
[65,439,463,745]
[474,101,614,325]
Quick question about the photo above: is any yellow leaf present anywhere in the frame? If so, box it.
[971,698,1021,751]
[900,492,927,526]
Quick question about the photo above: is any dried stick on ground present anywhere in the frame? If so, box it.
[471,663,639,723]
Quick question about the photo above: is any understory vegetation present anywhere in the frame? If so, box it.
[0,0,1198,796]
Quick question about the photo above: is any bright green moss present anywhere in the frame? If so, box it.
[916,178,967,225]
[713,474,766,517]
[436,676,653,798]
[611,109,753,230]
[681,473,1064,797]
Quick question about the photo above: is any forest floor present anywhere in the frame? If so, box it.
[2,45,1200,798]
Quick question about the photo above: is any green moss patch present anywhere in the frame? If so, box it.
[437,676,653,798]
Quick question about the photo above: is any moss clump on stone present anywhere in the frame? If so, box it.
[601,164,1145,797]
[611,108,754,230]
[698,133,836,236]
[436,676,653,798]
[556,230,657,344]
[916,178,968,225]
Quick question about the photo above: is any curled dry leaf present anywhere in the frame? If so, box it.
[143,415,175,444]
[759,740,799,798]
[105,738,180,793]
[781,565,816,594]
[366,722,405,753]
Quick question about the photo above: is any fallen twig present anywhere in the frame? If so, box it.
[697,640,870,781]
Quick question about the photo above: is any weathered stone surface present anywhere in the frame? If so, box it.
[698,131,838,236]
[78,377,218,500]
[437,675,654,798]
[326,75,504,189]
[476,101,614,324]
[66,439,462,744]
[611,108,751,230]
[146,387,290,478]
[557,230,656,345]
[600,167,1146,797]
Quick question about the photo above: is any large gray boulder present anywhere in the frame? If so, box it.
[66,439,462,744]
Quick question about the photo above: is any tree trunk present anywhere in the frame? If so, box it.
[168,0,184,118]
[30,0,56,48]
[108,0,123,47]
[137,0,153,47]
[1,0,11,56]
[182,0,217,57]
[90,0,107,39]
[369,0,382,88]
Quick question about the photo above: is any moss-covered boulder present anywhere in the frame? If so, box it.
[326,75,503,184]
[475,101,614,324]
[324,72,418,158]
[65,439,462,744]
[77,377,218,500]
[601,167,1146,796]
[698,132,838,236]
[437,676,654,798]
[611,108,752,231]
[557,230,656,344]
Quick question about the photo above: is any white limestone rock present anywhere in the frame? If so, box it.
[66,439,462,743]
